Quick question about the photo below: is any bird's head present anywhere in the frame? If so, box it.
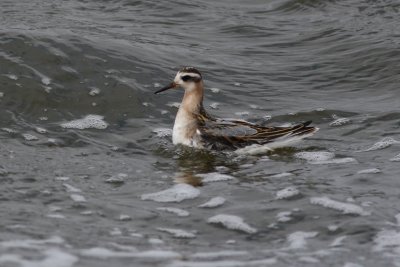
[154,67,203,94]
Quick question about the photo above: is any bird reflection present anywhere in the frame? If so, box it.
[172,147,218,187]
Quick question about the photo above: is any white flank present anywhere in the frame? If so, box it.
[236,131,317,155]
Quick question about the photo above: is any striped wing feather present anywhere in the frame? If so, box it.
[197,111,316,147]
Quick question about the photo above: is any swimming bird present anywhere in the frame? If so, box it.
[154,67,318,152]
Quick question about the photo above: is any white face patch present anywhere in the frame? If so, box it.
[174,72,201,85]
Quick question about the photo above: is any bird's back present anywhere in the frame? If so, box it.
[197,110,318,149]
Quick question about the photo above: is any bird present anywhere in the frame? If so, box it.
[154,67,318,153]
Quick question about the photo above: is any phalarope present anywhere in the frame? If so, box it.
[155,67,318,150]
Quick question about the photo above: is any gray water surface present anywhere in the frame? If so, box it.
[1,0,400,266]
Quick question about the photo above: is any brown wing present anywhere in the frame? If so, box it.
[196,106,317,147]
[198,110,317,147]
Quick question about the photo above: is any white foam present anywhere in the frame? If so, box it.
[89,87,101,96]
[141,184,200,203]
[329,117,351,126]
[1,127,17,133]
[295,152,357,165]
[0,236,65,249]
[190,250,249,260]
[63,183,82,193]
[110,228,122,236]
[61,115,108,130]
[207,214,257,234]
[343,263,364,267]
[210,87,221,93]
[311,157,357,165]
[197,172,235,183]
[239,163,254,168]
[287,231,318,249]
[310,197,369,215]
[276,187,300,200]
[294,151,335,162]
[105,173,127,184]
[5,74,18,80]
[48,205,62,212]
[209,102,220,109]
[153,128,173,137]
[35,127,47,134]
[157,207,190,217]
[148,238,163,244]
[167,102,180,108]
[70,194,86,202]
[81,247,181,260]
[81,210,94,215]
[0,248,78,267]
[157,228,196,238]
[119,214,131,221]
[22,133,39,141]
[276,211,292,222]
[357,168,381,174]
[390,153,400,162]
[55,176,70,181]
[330,235,347,247]
[360,137,400,152]
[327,225,339,232]
[373,229,400,253]
[234,111,249,116]
[41,77,51,85]
[44,86,52,93]
[270,172,293,178]
[167,258,277,267]
[198,197,226,208]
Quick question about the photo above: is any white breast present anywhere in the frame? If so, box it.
[172,109,202,148]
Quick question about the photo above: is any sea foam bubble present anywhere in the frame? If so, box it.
[197,172,235,183]
[310,197,369,215]
[141,184,200,203]
[207,214,257,234]
[198,197,226,208]
[360,137,400,152]
[157,228,196,238]
[276,187,300,200]
[61,115,108,130]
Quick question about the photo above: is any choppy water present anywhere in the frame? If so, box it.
[1,0,400,266]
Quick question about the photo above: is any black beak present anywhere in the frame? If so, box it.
[154,82,177,94]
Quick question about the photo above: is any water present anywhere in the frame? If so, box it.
[1,0,400,266]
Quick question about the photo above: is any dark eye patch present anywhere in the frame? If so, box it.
[181,75,192,82]
[181,75,201,82]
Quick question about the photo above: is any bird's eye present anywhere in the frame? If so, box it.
[181,75,191,82]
